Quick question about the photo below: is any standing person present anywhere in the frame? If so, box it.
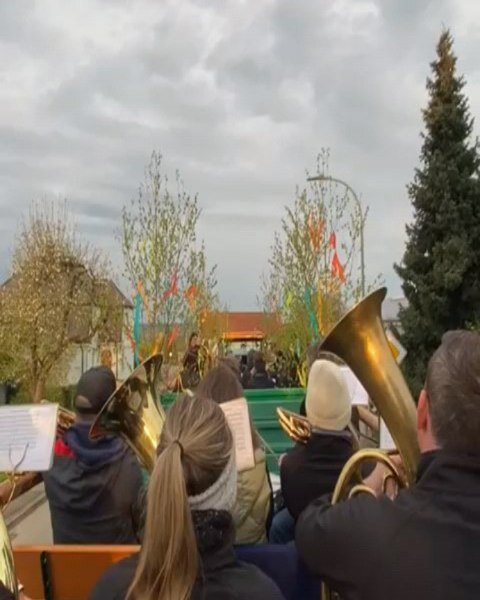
[43,366,144,544]
[241,349,255,389]
[90,396,284,600]
[196,365,273,544]
[182,332,201,389]
[296,330,480,600]
[100,348,113,371]
[251,353,275,389]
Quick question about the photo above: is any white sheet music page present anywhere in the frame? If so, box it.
[340,366,369,405]
[0,403,58,472]
[220,398,255,472]
[380,418,396,450]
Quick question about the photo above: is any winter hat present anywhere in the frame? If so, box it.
[75,366,117,415]
[305,360,351,431]
[188,452,237,512]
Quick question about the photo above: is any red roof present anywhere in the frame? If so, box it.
[203,311,280,341]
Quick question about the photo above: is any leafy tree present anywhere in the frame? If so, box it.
[262,151,369,367]
[395,30,480,394]
[0,203,118,401]
[121,152,217,354]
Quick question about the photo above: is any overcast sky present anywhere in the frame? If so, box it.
[1,0,480,309]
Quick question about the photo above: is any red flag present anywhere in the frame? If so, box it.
[331,252,346,283]
[329,232,336,250]
[167,324,180,350]
[125,328,143,362]
[163,273,178,301]
[184,284,199,308]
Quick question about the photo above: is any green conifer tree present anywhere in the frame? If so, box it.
[395,30,480,394]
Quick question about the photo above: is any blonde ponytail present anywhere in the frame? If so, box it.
[128,395,232,600]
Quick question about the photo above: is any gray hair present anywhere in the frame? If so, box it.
[425,330,480,454]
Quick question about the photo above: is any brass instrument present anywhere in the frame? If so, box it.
[319,288,419,600]
[320,287,419,486]
[57,405,75,438]
[277,408,311,443]
[90,354,165,472]
[277,407,361,451]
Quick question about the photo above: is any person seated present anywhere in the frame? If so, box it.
[43,366,144,544]
[251,353,275,389]
[90,395,284,600]
[280,359,354,521]
[196,365,273,544]
[296,330,480,600]
[270,360,354,543]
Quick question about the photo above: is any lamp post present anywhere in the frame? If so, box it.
[307,174,366,297]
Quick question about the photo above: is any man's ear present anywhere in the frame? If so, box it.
[417,389,429,433]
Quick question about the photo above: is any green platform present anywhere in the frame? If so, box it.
[160,388,305,474]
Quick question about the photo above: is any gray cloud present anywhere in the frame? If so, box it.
[0,0,479,308]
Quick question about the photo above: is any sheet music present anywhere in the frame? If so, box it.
[380,418,396,450]
[220,398,255,472]
[340,366,369,405]
[0,403,58,472]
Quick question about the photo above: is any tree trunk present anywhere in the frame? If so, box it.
[31,378,45,403]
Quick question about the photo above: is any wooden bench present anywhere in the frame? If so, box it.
[13,545,139,600]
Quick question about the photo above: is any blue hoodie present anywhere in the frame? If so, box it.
[43,423,144,544]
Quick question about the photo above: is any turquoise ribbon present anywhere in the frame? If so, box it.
[304,286,320,341]
[133,292,141,367]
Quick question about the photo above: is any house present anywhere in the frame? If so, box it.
[66,281,134,384]
[0,275,134,386]
[203,311,279,341]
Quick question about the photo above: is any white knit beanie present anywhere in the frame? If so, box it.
[305,359,352,431]
[188,452,237,512]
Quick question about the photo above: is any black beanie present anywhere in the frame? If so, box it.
[75,366,116,415]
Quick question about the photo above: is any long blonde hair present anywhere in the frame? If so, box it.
[127,395,233,600]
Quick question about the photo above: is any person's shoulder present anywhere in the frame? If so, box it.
[281,443,306,473]
[90,554,138,600]
[216,561,284,599]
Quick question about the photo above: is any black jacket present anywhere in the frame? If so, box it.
[43,423,144,544]
[251,372,275,389]
[296,450,480,600]
[90,510,284,600]
[280,431,354,520]
[0,584,14,600]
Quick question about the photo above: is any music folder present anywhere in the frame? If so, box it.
[0,403,58,472]
[220,397,255,472]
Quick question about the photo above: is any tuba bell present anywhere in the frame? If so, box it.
[320,287,419,488]
[90,354,165,473]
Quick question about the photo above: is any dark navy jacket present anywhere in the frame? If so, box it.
[43,423,144,544]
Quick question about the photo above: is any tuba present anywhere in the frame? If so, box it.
[319,288,420,600]
[320,287,419,493]
[90,354,165,473]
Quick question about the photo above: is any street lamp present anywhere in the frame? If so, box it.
[307,174,366,297]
